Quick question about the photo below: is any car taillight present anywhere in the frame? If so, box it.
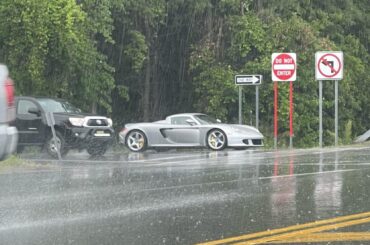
[5,78,14,107]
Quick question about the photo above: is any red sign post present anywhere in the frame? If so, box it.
[274,81,278,148]
[271,53,297,149]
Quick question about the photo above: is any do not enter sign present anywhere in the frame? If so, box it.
[271,53,297,81]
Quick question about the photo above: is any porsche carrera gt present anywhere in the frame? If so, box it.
[119,113,263,152]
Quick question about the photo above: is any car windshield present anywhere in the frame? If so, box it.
[194,114,219,125]
[37,98,81,113]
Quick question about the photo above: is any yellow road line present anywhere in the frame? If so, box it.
[196,211,370,245]
[269,232,370,243]
[234,216,370,244]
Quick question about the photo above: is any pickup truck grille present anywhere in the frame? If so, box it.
[86,118,108,127]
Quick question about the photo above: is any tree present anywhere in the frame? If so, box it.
[0,0,115,113]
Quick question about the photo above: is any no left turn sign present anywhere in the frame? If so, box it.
[271,53,297,81]
[315,51,343,80]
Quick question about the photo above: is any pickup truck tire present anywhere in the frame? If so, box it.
[87,143,108,156]
[45,131,68,158]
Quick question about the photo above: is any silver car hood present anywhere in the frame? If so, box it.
[217,124,263,138]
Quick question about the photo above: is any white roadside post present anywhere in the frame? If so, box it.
[315,51,344,147]
[235,75,262,127]
[46,112,62,161]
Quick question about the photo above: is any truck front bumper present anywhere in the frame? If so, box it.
[66,127,115,149]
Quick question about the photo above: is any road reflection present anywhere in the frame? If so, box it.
[6,148,370,245]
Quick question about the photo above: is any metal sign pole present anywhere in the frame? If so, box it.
[47,112,62,161]
[238,86,242,124]
[256,86,259,129]
[319,80,323,148]
[235,75,262,126]
[335,80,338,146]
[315,51,343,147]
[274,81,278,149]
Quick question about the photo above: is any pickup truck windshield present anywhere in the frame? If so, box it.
[37,98,81,113]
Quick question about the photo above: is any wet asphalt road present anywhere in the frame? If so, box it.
[2,146,370,244]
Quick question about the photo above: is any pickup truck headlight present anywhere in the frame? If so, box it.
[107,118,113,127]
[69,117,85,127]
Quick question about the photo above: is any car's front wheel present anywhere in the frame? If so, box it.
[207,129,227,151]
[45,131,68,158]
[126,130,147,152]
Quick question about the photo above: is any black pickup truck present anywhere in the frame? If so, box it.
[13,96,114,158]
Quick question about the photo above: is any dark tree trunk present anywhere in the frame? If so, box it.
[143,52,151,121]
[143,18,152,122]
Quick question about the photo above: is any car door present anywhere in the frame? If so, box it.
[16,99,44,144]
[162,116,200,145]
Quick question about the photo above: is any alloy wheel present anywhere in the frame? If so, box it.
[207,130,226,150]
[127,131,147,152]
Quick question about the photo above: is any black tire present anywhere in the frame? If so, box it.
[45,131,68,158]
[87,143,108,156]
[206,129,227,151]
[125,130,148,152]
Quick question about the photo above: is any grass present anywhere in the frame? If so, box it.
[1,155,24,167]
[0,155,53,173]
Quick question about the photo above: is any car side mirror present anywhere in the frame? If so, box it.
[216,119,221,123]
[28,107,41,116]
[186,119,196,126]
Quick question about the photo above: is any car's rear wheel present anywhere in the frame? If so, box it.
[87,142,108,156]
[45,131,68,158]
[126,130,147,152]
[207,129,227,151]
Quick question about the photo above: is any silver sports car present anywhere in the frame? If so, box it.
[119,113,264,152]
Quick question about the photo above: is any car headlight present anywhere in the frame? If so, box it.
[69,117,85,127]
[107,118,113,127]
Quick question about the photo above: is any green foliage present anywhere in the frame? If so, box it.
[1,0,369,148]
[0,0,115,113]
[189,1,370,147]
[123,31,148,73]
[190,41,234,120]
[227,14,267,63]
[344,120,353,145]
